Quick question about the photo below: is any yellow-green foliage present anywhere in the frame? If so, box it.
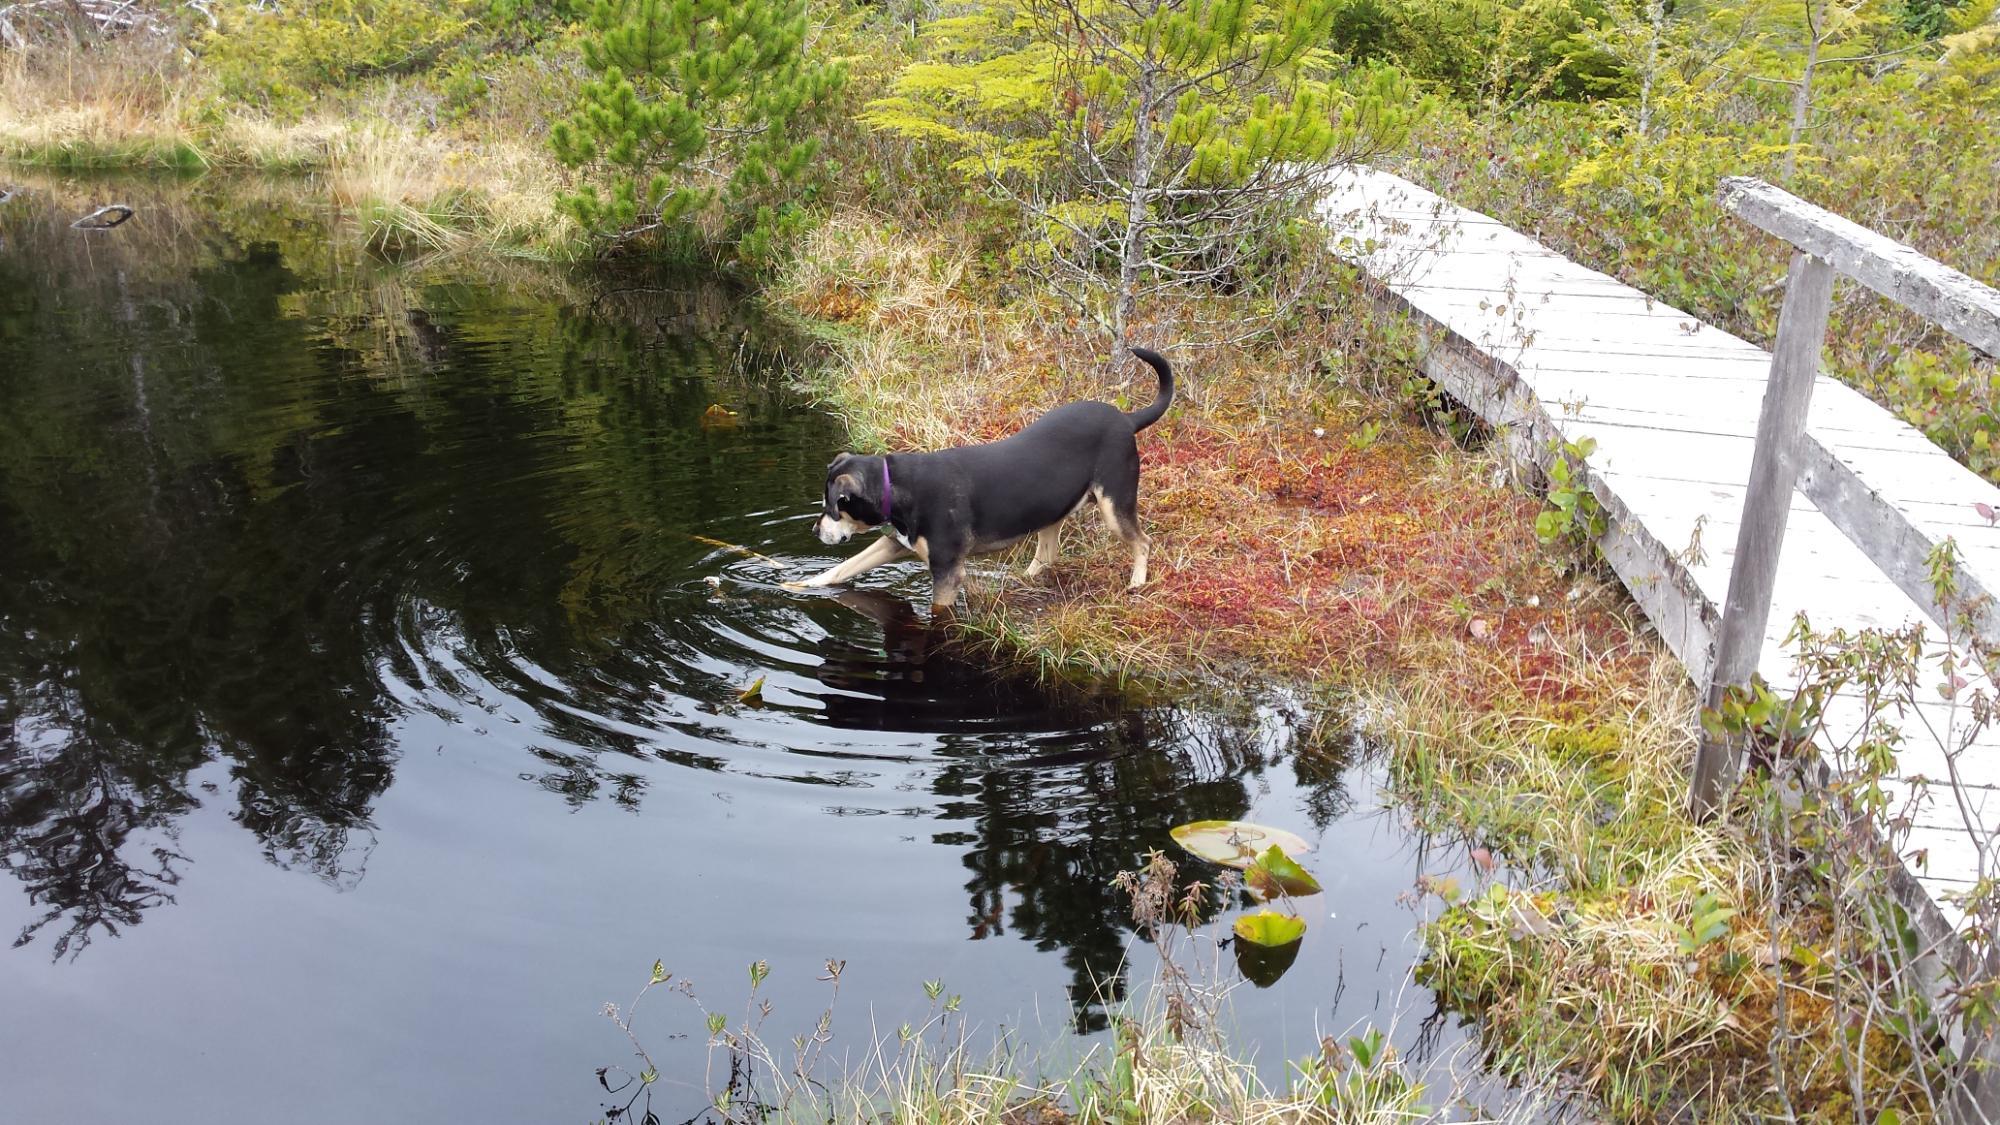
[862,0,1421,340]
[1327,0,1628,103]
[1407,0,2000,481]
[866,0,1418,191]
[199,0,480,112]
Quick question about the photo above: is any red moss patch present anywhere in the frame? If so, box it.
[978,398,1656,711]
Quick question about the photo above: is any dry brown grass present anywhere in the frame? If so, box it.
[1,40,578,255]
[0,34,213,166]
[323,124,575,256]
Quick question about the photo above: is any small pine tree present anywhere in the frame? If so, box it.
[866,0,1421,350]
[550,0,847,256]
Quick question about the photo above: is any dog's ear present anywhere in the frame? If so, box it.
[826,452,856,474]
[830,472,861,502]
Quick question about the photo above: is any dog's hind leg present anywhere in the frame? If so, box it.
[1024,524,1061,579]
[1095,488,1151,590]
[793,536,910,589]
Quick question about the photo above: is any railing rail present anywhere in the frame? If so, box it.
[1717,177,2000,357]
[1690,177,2000,818]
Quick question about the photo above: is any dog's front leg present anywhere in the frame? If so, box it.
[791,536,911,589]
[927,543,969,612]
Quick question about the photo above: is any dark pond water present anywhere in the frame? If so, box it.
[0,179,1505,1121]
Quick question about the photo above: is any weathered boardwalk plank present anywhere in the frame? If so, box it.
[1317,169,2000,939]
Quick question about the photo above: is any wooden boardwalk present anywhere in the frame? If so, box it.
[1317,169,1999,942]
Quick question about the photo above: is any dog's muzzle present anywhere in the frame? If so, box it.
[816,514,854,545]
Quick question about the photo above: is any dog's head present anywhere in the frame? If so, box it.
[816,453,887,545]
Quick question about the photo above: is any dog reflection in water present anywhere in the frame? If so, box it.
[826,587,938,668]
[813,587,1083,734]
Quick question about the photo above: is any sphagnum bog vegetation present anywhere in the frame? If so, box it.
[6,0,1995,1118]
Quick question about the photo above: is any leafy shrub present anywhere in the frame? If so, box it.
[475,0,585,49]
[1535,435,1606,566]
[1404,0,2000,482]
[1328,0,1630,103]
[434,56,491,120]
[200,0,481,113]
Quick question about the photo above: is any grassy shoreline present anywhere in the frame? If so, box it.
[1,38,586,259]
[3,123,583,258]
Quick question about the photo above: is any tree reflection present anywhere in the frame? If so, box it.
[0,177,1356,1011]
[811,588,1350,1029]
[0,180,817,957]
[0,694,193,959]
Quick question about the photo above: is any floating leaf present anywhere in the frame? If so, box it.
[700,403,740,430]
[1234,927,1303,987]
[738,676,766,704]
[1244,844,1322,900]
[1170,820,1311,870]
[1233,910,1306,948]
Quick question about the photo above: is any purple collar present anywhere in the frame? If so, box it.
[881,457,893,526]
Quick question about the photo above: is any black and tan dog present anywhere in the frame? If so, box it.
[793,347,1175,610]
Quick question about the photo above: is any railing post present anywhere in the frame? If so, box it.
[1689,249,1837,820]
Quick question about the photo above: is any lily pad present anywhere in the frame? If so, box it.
[1170,820,1311,870]
[1232,910,1307,948]
[1234,927,1303,987]
[1244,844,1323,900]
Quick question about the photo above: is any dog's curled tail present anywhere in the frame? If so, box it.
[1124,346,1175,433]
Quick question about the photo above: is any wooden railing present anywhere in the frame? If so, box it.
[1689,177,2000,818]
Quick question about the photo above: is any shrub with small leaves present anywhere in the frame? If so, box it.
[200,0,479,113]
[1534,434,1605,561]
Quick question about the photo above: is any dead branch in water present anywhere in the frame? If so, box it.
[71,203,134,229]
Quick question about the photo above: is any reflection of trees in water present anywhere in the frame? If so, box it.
[0,183,819,957]
[0,297,401,953]
[0,679,194,959]
[813,590,1355,1029]
[937,705,1306,1030]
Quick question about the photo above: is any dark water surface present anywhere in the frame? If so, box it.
[0,180,1495,1121]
